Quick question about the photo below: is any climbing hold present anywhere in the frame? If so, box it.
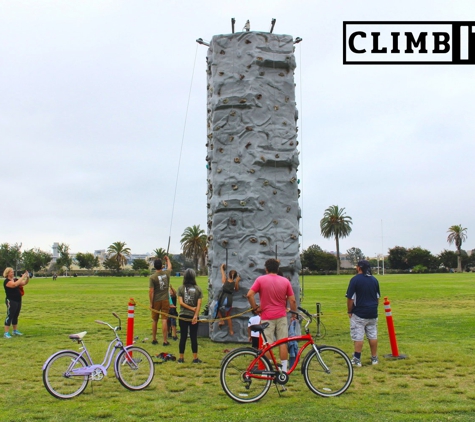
[250,237,257,243]
[256,94,262,100]
[259,71,265,76]
[275,154,280,159]
[273,220,278,225]
[245,126,253,131]
[207,133,213,139]
[222,240,228,247]
[220,50,225,54]
[290,141,294,146]
[239,74,245,80]
[290,177,296,183]
[217,168,222,173]
[234,157,241,163]
[278,72,285,76]
[223,201,228,207]
[223,98,229,104]
[230,110,236,116]
[290,234,297,240]
[239,98,247,103]
[249,169,255,174]
[286,206,291,212]
[274,105,279,111]
[285,97,289,103]
[229,135,234,141]
[257,56,263,61]
[229,218,237,226]
[232,184,238,190]
[218,148,224,153]
[263,180,269,186]
[273,190,277,195]
[249,262,255,267]
[219,71,224,76]
[245,142,251,149]
[259,200,265,206]
[245,39,252,44]
[260,240,268,246]
[260,156,266,162]
[240,201,246,206]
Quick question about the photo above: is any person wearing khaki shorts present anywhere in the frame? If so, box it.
[149,256,172,346]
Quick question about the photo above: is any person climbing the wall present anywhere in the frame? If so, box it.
[216,263,240,336]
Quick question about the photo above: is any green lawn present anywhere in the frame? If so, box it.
[1,273,474,421]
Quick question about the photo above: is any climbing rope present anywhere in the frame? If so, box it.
[167,43,200,253]
[133,298,253,323]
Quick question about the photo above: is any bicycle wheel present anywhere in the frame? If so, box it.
[303,346,353,397]
[115,346,154,391]
[220,347,272,403]
[43,351,89,399]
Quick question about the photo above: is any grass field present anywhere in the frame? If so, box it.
[1,273,474,422]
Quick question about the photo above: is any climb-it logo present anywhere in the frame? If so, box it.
[343,21,475,64]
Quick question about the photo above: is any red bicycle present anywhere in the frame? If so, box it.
[220,307,353,403]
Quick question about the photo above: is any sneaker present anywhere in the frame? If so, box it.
[4,332,12,339]
[192,358,202,364]
[151,339,158,345]
[13,330,23,336]
[351,357,362,367]
[172,336,178,341]
[177,358,184,363]
[371,356,379,365]
[163,341,170,346]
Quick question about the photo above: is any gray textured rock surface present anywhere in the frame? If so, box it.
[205,31,301,342]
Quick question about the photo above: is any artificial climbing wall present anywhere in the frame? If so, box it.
[206,31,301,342]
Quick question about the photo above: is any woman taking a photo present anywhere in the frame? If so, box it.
[177,269,203,364]
[4,267,29,338]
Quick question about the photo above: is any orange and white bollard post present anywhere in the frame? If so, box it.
[126,298,135,347]
[383,296,407,359]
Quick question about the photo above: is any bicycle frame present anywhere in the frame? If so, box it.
[246,310,331,380]
[66,336,123,378]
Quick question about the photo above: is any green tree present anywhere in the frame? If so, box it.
[152,248,167,259]
[447,224,468,273]
[301,245,337,272]
[388,246,409,270]
[0,243,23,275]
[22,248,52,274]
[438,249,457,269]
[346,247,365,266]
[180,225,207,272]
[132,258,149,271]
[56,243,73,272]
[102,257,121,273]
[75,252,99,271]
[320,205,353,274]
[406,247,438,270]
[107,241,131,270]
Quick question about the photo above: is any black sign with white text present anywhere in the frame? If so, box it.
[343,21,475,64]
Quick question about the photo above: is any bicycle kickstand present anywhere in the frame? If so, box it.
[274,382,287,396]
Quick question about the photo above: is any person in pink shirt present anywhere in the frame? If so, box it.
[247,259,297,372]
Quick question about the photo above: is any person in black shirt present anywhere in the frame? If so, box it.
[4,267,30,338]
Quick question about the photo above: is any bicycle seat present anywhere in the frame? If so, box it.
[249,322,269,333]
[69,331,87,340]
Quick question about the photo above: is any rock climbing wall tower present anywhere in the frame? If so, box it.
[206,29,301,342]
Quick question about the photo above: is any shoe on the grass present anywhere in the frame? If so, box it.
[4,332,12,339]
[151,339,158,345]
[371,356,379,365]
[13,330,23,336]
[351,357,362,367]
[192,358,202,364]
[177,358,184,363]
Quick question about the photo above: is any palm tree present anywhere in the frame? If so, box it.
[107,241,131,270]
[447,225,468,272]
[320,205,353,274]
[152,248,167,260]
[180,225,207,272]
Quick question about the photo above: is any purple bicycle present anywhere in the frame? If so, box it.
[42,313,154,399]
